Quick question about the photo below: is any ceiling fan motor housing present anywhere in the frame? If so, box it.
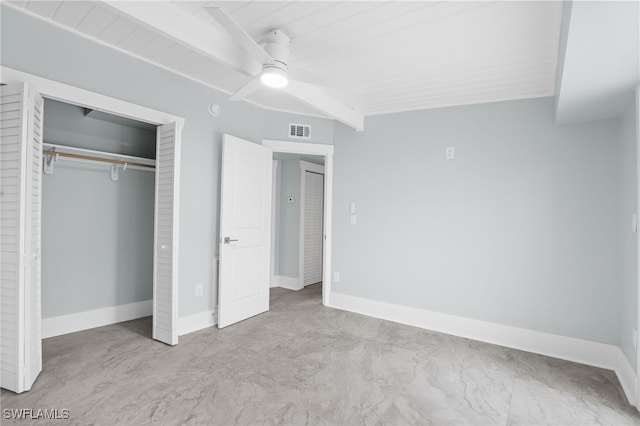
[262,29,291,72]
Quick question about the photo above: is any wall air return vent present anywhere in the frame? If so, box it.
[289,123,311,139]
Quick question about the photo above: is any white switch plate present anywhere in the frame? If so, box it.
[350,202,356,214]
[350,214,357,225]
[195,283,204,297]
[333,272,340,282]
[446,146,455,160]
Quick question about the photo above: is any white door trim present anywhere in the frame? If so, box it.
[262,140,334,306]
[0,67,185,348]
[635,83,640,407]
[271,160,279,287]
[0,67,184,127]
[299,161,325,289]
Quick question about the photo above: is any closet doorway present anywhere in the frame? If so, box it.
[0,70,183,394]
[41,99,156,340]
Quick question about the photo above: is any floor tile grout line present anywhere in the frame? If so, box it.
[505,372,517,426]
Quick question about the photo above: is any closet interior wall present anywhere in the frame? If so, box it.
[41,99,156,324]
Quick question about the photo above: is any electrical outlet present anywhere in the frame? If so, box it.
[333,272,340,282]
[195,283,204,297]
[446,146,455,160]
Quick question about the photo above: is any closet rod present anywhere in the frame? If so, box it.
[43,149,156,169]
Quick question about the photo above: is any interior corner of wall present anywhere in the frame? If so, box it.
[554,0,574,125]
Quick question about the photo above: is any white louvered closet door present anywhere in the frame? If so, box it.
[153,122,181,345]
[0,83,42,393]
[25,92,43,390]
[303,171,324,286]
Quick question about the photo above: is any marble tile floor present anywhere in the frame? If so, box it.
[2,284,638,425]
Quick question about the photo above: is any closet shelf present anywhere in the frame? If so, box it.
[43,143,156,170]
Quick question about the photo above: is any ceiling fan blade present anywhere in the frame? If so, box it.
[204,7,273,65]
[229,75,263,101]
[283,80,364,131]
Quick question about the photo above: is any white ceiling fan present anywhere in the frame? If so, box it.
[204,7,364,131]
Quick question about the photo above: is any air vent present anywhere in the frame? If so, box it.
[289,123,311,139]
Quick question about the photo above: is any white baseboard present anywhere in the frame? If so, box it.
[329,292,638,407]
[178,309,217,336]
[615,348,638,406]
[272,275,302,291]
[42,300,152,339]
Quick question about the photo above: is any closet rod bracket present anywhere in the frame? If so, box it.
[43,149,58,175]
[110,163,127,181]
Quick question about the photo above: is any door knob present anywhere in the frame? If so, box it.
[224,237,239,244]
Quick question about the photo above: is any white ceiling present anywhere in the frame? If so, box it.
[8,1,564,122]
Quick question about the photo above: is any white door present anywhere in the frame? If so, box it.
[153,122,182,345]
[303,171,324,286]
[218,134,272,328]
[0,83,42,393]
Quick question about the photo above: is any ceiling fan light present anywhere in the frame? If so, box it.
[261,66,288,88]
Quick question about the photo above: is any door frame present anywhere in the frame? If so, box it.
[270,160,279,287]
[0,66,185,344]
[635,83,640,408]
[299,161,325,288]
[263,139,334,306]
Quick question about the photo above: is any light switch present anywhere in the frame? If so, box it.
[350,214,357,225]
[350,202,357,214]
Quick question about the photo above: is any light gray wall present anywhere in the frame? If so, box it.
[1,5,335,317]
[273,153,325,164]
[276,159,301,277]
[3,6,634,349]
[42,163,155,317]
[619,96,638,367]
[332,97,622,345]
